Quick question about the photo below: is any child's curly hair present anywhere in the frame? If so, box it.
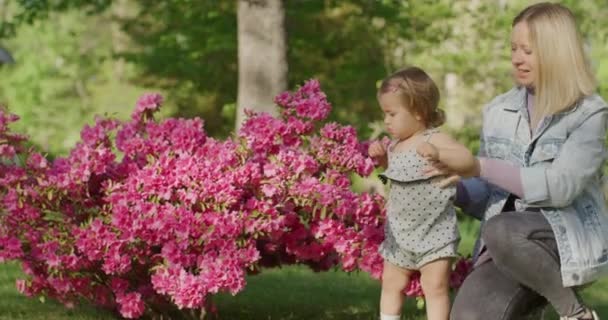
[378,66,445,128]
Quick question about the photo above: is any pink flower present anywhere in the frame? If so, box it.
[274,92,292,107]
[48,277,72,294]
[0,236,23,261]
[131,93,163,121]
[116,292,145,319]
[404,272,424,297]
[15,279,27,295]
[450,257,474,289]
[0,144,16,158]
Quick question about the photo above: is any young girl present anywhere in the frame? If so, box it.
[368,67,477,320]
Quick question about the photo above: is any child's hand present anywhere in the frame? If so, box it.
[416,141,439,161]
[368,141,387,158]
[368,140,388,168]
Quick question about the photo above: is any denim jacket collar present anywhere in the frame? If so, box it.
[504,86,583,116]
[501,86,526,112]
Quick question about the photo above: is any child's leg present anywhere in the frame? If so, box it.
[419,258,452,320]
[380,260,414,318]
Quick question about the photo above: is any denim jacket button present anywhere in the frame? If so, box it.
[572,273,580,281]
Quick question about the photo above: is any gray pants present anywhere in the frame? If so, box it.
[450,212,586,319]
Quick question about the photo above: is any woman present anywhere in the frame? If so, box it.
[425,3,607,320]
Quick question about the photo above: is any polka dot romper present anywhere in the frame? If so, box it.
[379,130,460,269]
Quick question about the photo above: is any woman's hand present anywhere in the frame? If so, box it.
[418,142,481,188]
[422,164,462,188]
[416,141,461,187]
[416,141,439,161]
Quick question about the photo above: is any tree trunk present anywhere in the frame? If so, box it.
[110,0,132,81]
[443,72,465,128]
[235,0,287,130]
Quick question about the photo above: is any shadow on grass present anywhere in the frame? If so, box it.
[2,262,605,320]
[215,267,608,320]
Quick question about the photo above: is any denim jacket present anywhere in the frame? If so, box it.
[461,86,608,287]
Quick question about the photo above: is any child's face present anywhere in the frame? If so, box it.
[378,92,426,141]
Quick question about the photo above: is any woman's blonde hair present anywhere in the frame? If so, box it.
[378,67,445,128]
[513,2,596,125]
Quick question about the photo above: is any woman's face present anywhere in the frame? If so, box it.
[511,22,537,88]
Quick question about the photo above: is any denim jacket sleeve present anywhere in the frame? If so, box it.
[456,178,490,219]
[521,106,608,207]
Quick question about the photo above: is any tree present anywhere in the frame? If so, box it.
[2,0,607,153]
[236,0,287,129]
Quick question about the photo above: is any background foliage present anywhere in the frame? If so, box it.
[1,0,606,155]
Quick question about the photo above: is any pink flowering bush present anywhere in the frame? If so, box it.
[0,81,471,319]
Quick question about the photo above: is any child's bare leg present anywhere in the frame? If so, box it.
[380,260,414,318]
[420,258,452,320]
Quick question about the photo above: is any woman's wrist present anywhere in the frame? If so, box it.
[470,157,483,177]
[467,157,483,178]
[477,157,491,178]
[475,157,524,197]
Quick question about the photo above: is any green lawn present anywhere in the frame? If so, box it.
[0,262,116,320]
[0,218,606,319]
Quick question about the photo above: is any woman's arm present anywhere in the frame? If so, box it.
[417,132,493,218]
[478,158,524,198]
[417,132,480,176]
[420,106,607,209]
[521,109,608,207]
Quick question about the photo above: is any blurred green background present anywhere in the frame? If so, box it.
[1,0,607,156]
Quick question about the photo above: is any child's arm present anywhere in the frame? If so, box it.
[368,140,388,169]
[416,132,480,178]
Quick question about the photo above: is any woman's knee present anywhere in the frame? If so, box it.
[482,213,519,252]
[450,298,486,320]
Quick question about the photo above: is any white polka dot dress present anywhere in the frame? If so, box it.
[379,132,460,269]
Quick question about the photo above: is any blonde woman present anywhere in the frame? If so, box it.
[424,3,605,320]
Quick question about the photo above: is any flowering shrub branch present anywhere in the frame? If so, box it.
[0,80,470,319]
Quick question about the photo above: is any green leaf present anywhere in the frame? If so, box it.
[42,210,65,223]
[416,296,425,310]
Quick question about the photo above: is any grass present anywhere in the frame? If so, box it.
[0,262,115,320]
[0,218,606,319]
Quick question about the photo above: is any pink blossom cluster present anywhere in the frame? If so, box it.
[0,83,472,319]
[0,83,382,318]
[0,111,26,159]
